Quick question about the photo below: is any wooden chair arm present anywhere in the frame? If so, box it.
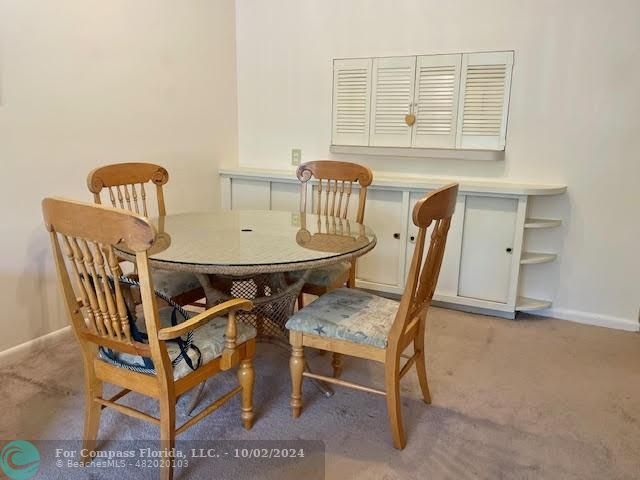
[157,298,253,341]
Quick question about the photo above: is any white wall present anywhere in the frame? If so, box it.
[0,0,238,351]
[235,0,640,327]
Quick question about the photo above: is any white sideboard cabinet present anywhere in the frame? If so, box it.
[219,168,566,319]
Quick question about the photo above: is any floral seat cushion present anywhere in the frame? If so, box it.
[99,307,256,380]
[285,288,399,349]
[289,262,351,288]
[152,270,202,299]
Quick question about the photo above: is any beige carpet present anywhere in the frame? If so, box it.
[1,307,639,479]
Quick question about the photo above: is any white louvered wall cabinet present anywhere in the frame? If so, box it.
[331,51,514,152]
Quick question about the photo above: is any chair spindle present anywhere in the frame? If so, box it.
[140,183,149,217]
[62,235,99,334]
[343,181,353,218]
[108,187,117,208]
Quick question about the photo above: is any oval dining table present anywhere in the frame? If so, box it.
[117,209,377,342]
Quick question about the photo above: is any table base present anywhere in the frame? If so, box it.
[185,271,333,413]
[196,272,307,341]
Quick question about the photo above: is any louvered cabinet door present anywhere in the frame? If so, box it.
[456,51,514,150]
[331,58,373,146]
[412,54,462,149]
[369,56,416,147]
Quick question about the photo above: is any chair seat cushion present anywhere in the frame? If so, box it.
[290,262,351,288]
[285,288,399,348]
[99,307,256,380]
[152,270,202,299]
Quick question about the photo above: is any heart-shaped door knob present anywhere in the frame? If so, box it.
[405,113,416,126]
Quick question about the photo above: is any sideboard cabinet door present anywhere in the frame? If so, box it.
[405,192,465,297]
[355,189,404,288]
[230,179,271,210]
[458,196,517,303]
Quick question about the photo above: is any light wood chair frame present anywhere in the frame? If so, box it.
[296,160,373,377]
[289,183,459,449]
[43,198,257,480]
[87,162,203,306]
[296,161,372,290]
[87,162,169,216]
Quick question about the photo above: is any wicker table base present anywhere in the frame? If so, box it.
[185,270,333,413]
[195,271,309,342]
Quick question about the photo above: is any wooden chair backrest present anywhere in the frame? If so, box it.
[387,184,459,354]
[42,197,167,372]
[296,213,368,253]
[297,161,373,224]
[87,162,169,217]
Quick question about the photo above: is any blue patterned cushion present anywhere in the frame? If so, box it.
[152,270,202,299]
[99,307,256,380]
[290,262,351,288]
[285,288,399,348]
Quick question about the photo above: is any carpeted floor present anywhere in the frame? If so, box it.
[1,307,639,479]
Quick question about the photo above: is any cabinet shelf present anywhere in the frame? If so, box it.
[516,296,552,311]
[520,252,557,265]
[524,218,561,229]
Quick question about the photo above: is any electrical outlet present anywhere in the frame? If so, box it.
[291,149,302,166]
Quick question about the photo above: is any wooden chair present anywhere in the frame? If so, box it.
[43,198,257,480]
[295,160,373,375]
[296,161,373,293]
[87,162,204,306]
[285,183,459,449]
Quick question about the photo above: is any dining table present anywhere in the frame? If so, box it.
[117,209,376,401]
[117,209,377,346]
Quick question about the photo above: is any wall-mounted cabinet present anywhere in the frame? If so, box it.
[220,168,566,319]
[332,50,514,151]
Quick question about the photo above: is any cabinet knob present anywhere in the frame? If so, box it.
[393,233,400,239]
[506,247,513,253]
[409,235,416,243]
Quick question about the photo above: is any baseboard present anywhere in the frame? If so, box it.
[534,307,639,332]
[432,300,516,320]
[0,326,71,364]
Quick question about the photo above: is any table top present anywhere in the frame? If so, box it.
[118,210,376,275]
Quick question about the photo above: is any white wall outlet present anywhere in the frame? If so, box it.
[291,148,302,166]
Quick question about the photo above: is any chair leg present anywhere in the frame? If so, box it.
[159,393,176,480]
[297,292,304,310]
[414,336,432,404]
[384,361,407,449]
[237,358,255,429]
[331,352,343,378]
[82,371,102,457]
[347,262,356,288]
[290,331,305,417]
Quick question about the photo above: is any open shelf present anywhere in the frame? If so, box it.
[524,218,561,229]
[520,252,557,265]
[516,296,552,312]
